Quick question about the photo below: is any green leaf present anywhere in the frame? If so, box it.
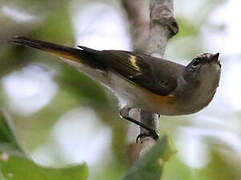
[0,110,88,180]
[122,136,176,180]
[0,110,24,157]
[0,155,88,180]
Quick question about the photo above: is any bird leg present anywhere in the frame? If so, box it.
[120,107,159,143]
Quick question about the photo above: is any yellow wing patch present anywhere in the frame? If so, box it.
[129,55,140,71]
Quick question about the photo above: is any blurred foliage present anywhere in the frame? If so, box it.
[0,110,23,156]
[0,110,88,180]
[175,17,199,38]
[122,136,176,180]
[0,151,88,180]
[162,150,240,180]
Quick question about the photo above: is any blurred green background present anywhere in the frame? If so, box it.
[0,0,241,179]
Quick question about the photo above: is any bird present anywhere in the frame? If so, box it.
[9,36,221,141]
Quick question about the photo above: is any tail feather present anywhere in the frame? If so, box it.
[9,36,110,85]
[9,36,93,65]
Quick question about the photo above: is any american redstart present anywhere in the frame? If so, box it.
[10,36,221,140]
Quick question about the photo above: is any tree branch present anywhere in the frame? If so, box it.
[122,0,178,156]
[148,0,178,56]
[121,0,150,53]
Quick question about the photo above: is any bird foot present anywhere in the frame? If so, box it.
[136,130,159,143]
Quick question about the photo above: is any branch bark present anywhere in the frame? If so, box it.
[121,0,150,53]
[122,0,178,156]
[147,0,178,56]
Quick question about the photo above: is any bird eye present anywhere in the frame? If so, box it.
[192,58,201,67]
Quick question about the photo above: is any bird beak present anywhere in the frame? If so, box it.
[211,53,219,61]
[210,53,221,67]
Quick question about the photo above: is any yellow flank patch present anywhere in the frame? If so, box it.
[46,49,83,63]
[129,55,140,71]
[142,88,177,108]
[150,93,176,105]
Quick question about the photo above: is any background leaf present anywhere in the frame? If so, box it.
[0,110,24,156]
[122,136,176,180]
[0,111,88,180]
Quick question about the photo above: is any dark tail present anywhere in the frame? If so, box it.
[9,36,97,65]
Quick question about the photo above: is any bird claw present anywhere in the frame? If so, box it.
[120,107,159,144]
[136,130,159,143]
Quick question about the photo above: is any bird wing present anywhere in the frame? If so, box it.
[78,47,178,96]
